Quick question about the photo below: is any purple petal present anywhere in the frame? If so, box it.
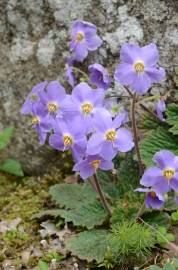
[73,42,88,62]
[49,134,64,151]
[145,193,164,209]
[46,81,66,100]
[73,162,94,180]
[145,67,165,83]
[153,150,176,169]
[115,128,134,152]
[114,63,135,85]
[120,43,141,64]
[140,167,163,187]
[100,141,117,160]
[87,133,103,155]
[153,179,170,194]
[170,174,178,192]
[135,187,150,193]
[100,160,114,170]
[141,43,159,66]
[112,111,129,129]
[130,73,151,95]
[85,35,102,50]
[93,108,112,132]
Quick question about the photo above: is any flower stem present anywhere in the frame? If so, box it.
[132,93,144,175]
[72,67,89,80]
[93,174,112,216]
[136,202,146,220]
[139,217,178,254]
[139,103,161,121]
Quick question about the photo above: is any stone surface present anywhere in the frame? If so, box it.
[0,0,178,174]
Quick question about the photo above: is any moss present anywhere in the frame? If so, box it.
[0,171,65,268]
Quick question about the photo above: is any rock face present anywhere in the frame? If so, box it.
[0,0,178,174]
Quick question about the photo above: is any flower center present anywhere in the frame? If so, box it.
[81,102,93,115]
[150,191,156,198]
[48,102,58,113]
[163,168,175,180]
[91,160,101,170]
[63,135,73,147]
[134,61,145,74]
[105,129,116,142]
[30,93,38,102]
[32,116,40,125]
[76,32,84,42]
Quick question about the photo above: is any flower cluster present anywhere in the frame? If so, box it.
[22,20,168,210]
[22,80,134,179]
[136,150,178,209]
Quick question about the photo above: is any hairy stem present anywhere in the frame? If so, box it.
[139,103,161,121]
[139,217,178,254]
[72,67,89,80]
[136,202,146,220]
[132,93,144,175]
[93,174,112,216]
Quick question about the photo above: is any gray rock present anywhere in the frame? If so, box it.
[0,0,178,174]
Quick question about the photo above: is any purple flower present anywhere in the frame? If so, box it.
[114,43,165,95]
[73,154,114,180]
[21,81,48,115]
[140,150,178,195]
[136,187,165,209]
[39,81,68,118]
[70,20,102,62]
[65,57,76,87]
[49,118,87,161]
[64,82,104,133]
[88,63,110,90]
[155,99,166,121]
[87,109,134,160]
[31,103,52,144]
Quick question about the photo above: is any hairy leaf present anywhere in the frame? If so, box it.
[140,127,178,167]
[57,201,107,229]
[142,211,170,228]
[50,183,97,209]
[0,159,24,176]
[166,104,178,135]
[32,209,63,220]
[67,229,108,263]
[0,126,13,151]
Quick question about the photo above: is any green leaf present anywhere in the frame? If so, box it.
[171,210,178,221]
[140,127,178,167]
[97,170,120,199]
[0,126,13,151]
[163,263,176,270]
[67,229,108,263]
[38,260,49,270]
[149,266,161,270]
[50,183,96,209]
[156,226,175,245]
[166,104,178,135]
[0,159,24,176]
[142,211,170,228]
[139,112,160,132]
[57,201,107,229]
[31,209,63,219]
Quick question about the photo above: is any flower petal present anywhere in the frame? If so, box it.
[145,67,165,83]
[100,160,114,170]
[140,167,163,187]
[120,43,141,64]
[153,150,176,169]
[100,141,117,160]
[141,43,159,66]
[114,63,136,85]
[115,128,134,152]
[87,133,103,155]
